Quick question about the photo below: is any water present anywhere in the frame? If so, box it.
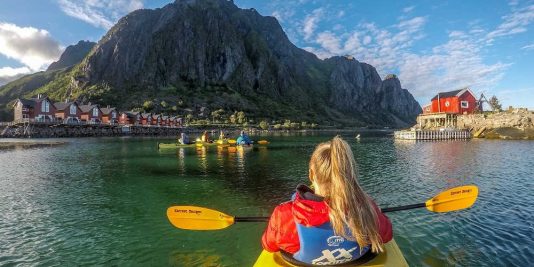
[0,133,533,266]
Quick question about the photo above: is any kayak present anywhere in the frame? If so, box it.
[157,142,226,149]
[253,239,408,267]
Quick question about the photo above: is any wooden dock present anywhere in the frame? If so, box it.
[394,129,471,140]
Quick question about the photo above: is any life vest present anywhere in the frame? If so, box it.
[292,221,370,265]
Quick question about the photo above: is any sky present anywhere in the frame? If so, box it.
[0,0,533,108]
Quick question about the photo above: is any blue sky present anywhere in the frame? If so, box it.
[0,0,533,108]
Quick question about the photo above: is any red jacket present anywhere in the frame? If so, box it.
[261,185,393,253]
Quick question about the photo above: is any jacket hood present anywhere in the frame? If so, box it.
[292,184,330,227]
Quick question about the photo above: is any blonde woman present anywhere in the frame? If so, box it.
[261,136,392,265]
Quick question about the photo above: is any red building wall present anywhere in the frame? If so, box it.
[429,91,477,114]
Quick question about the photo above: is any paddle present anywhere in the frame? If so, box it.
[167,185,478,231]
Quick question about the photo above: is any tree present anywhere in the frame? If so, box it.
[229,113,237,124]
[185,114,194,124]
[211,109,225,123]
[143,100,154,112]
[160,100,168,108]
[259,120,269,130]
[489,95,502,112]
[237,111,246,124]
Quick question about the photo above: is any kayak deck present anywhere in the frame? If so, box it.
[253,239,408,267]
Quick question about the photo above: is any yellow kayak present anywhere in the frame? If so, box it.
[253,239,408,267]
[158,142,226,149]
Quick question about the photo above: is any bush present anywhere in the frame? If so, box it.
[259,120,269,130]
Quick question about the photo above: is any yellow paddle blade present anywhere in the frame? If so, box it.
[257,140,269,145]
[425,185,478,212]
[167,206,235,230]
[228,139,237,144]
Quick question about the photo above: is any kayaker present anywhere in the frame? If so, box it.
[236,130,252,145]
[177,133,190,145]
[200,131,211,143]
[261,136,392,266]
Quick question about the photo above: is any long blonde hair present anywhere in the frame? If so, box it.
[309,136,384,253]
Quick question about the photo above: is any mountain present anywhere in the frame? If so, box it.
[47,41,96,71]
[0,0,421,126]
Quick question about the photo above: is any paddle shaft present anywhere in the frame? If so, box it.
[234,203,427,222]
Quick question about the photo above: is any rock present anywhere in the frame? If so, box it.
[47,41,96,71]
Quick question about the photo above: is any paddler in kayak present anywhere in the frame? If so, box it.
[177,132,191,145]
[236,130,252,145]
[200,131,212,143]
[261,136,392,266]
[217,130,228,144]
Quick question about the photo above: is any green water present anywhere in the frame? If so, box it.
[0,133,533,266]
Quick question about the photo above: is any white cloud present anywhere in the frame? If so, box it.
[308,15,508,100]
[0,66,32,85]
[485,4,534,41]
[403,6,415,13]
[57,0,144,29]
[0,22,63,70]
[521,43,534,50]
[303,8,323,40]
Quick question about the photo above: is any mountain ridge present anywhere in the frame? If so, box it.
[0,0,421,126]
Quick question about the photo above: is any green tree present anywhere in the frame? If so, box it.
[259,120,269,130]
[229,113,237,124]
[237,111,246,124]
[211,109,225,123]
[160,100,168,108]
[143,100,154,112]
[301,121,308,128]
[489,95,502,112]
[185,114,194,124]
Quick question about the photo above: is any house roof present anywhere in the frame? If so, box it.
[79,104,99,113]
[431,88,474,101]
[100,107,116,115]
[15,98,36,108]
[54,101,78,111]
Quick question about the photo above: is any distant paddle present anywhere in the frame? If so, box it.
[167,185,478,230]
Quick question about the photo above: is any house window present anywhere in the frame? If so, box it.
[461,101,469,108]
[93,108,98,117]
[41,100,50,112]
[70,105,77,115]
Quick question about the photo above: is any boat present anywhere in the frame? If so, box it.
[157,141,227,149]
[253,239,408,267]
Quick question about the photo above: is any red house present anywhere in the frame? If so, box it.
[101,107,118,124]
[119,112,140,125]
[423,88,477,114]
[54,101,82,123]
[13,95,56,122]
[140,113,151,125]
[79,104,103,123]
[151,114,161,126]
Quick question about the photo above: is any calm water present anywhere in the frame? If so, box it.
[0,133,533,266]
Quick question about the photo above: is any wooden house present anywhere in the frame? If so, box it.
[151,114,161,126]
[424,88,477,114]
[119,112,140,125]
[79,104,103,123]
[54,101,82,123]
[140,113,151,125]
[13,95,55,122]
[101,106,119,124]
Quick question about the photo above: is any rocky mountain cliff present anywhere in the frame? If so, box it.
[0,0,421,126]
[47,41,96,71]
